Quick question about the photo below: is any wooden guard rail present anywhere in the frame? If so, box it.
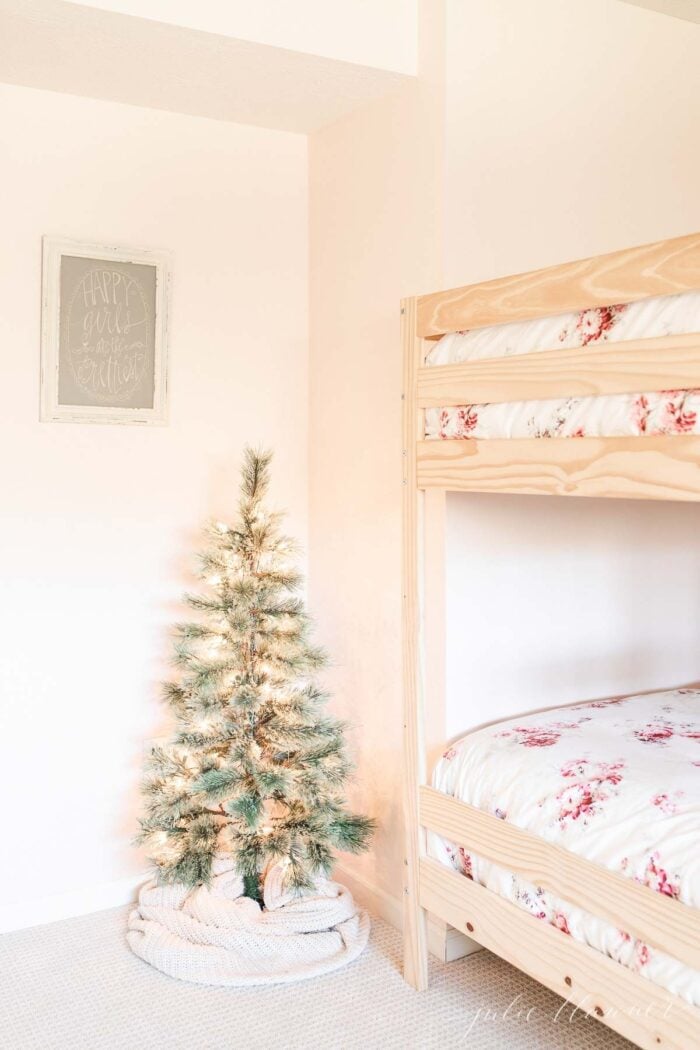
[417,333,700,407]
[419,785,700,971]
[415,435,700,501]
[419,856,700,1050]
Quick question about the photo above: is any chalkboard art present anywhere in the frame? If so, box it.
[41,238,169,424]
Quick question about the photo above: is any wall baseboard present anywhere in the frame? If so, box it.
[333,861,403,930]
[332,861,480,962]
[4,861,482,964]
[0,872,148,935]
[5,863,406,938]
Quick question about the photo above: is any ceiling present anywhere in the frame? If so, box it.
[0,0,410,134]
[619,0,700,24]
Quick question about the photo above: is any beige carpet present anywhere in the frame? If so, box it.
[0,906,631,1049]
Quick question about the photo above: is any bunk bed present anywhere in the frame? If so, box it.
[401,232,700,1050]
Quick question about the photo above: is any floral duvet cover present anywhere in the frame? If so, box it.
[424,291,700,441]
[429,687,700,1004]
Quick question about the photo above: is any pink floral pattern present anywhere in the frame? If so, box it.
[635,723,674,745]
[457,847,473,880]
[429,686,700,1006]
[582,696,628,709]
[514,883,547,920]
[496,718,589,749]
[660,391,697,433]
[632,393,651,434]
[651,791,684,814]
[555,303,629,346]
[553,912,571,935]
[640,851,681,899]
[554,758,624,826]
[424,291,700,442]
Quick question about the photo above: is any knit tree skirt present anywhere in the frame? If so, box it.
[127,857,370,986]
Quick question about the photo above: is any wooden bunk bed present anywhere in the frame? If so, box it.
[401,232,700,1050]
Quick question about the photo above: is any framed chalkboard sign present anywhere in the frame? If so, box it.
[41,238,170,424]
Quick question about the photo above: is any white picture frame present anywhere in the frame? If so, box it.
[41,237,170,425]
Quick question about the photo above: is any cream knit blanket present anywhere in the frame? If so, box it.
[127,856,370,985]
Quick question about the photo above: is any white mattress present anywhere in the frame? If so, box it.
[424,291,700,440]
[428,687,700,1005]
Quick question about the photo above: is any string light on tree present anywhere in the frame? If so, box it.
[137,447,374,900]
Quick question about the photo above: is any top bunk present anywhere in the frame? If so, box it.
[402,232,700,501]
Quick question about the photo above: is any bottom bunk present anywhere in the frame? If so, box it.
[420,686,700,1049]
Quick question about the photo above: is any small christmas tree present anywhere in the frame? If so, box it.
[137,448,374,901]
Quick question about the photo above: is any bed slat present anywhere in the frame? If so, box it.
[417,231,700,338]
[416,435,700,501]
[420,785,700,971]
[420,857,700,1050]
[417,333,700,407]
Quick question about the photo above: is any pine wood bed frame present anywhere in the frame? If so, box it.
[401,232,700,1050]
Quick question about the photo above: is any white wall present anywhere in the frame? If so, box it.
[308,0,700,922]
[443,0,700,735]
[445,494,700,735]
[0,83,308,929]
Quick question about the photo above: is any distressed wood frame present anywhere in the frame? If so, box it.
[402,232,700,1049]
[41,236,171,425]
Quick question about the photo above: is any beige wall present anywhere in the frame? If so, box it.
[309,0,700,917]
[4,0,700,933]
[308,1,444,907]
[0,83,308,930]
[443,0,700,734]
[443,0,700,286]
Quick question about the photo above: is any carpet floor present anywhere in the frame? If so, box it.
[0,907,631,1049]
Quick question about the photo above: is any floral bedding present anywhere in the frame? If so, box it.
[424,290,700,440]
[428,687,700,1004]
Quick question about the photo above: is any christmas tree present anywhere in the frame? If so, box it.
[137,448,374,901]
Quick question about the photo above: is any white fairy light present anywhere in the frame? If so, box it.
[137,451,373,908]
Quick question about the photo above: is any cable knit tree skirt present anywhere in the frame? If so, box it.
[127,857,370,986]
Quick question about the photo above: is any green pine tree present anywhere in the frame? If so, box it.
[137,448,374,900]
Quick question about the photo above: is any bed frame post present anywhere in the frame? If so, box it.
[401,296,429,990]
